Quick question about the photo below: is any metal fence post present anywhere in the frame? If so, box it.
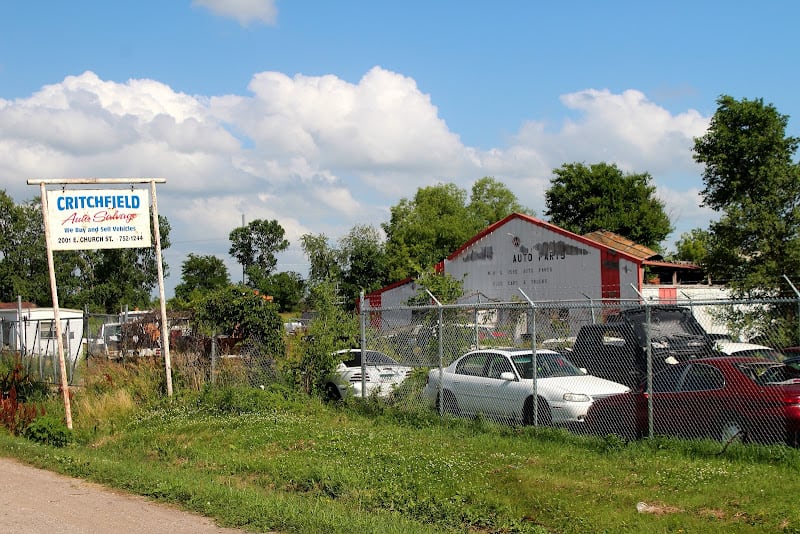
[645,303,654,439]
[210,331,217,385]
[782,275,800,346]
[631,283,654,439]
[425,290,444,416]
[519,289,538,426]
[360,291,367,398]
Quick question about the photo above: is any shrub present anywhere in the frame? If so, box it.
[0,354,51,402]
[0,357,48,435]
[0,386,43,435]
[23,414,71,447]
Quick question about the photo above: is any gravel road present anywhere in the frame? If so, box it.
[0,457,248,533]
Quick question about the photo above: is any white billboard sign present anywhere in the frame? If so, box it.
[46,188,151,250]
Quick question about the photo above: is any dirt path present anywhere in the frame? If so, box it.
[0,457,248,533]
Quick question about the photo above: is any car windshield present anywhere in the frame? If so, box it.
[511,352,583,379]
[624,308,707,343]
[364,351,400,366]
[735,361,800,385]
[342,350,401,367]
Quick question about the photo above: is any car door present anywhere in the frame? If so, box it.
[462,352,527,422]
[482,353,527,420]
[650,363,726,439]
[449,352,489,417]
[636,364,686,436]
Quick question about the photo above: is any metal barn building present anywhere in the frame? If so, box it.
[368,213,648,307]
[364,213,707,334]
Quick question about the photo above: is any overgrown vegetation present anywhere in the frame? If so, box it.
[0,356,49,436]
[2,348,800,533]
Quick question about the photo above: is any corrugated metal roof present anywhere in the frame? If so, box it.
[582,230,659,260]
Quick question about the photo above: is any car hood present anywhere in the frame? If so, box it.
[534,375,630,397]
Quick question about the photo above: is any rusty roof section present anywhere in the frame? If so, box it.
[0,301,38,310]
[582,230,661,260]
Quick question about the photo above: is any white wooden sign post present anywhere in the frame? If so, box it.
[27,178,173,430]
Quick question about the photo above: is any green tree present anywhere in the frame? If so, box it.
[544,162,673,249]
[383,183,476,281]
[229,219,289,285]
[671,229,712,268]
[173,253,230,303]
[194,284,285,357]
[261,271,305,313]
[694,95,800,295]
[383,180,530,282]
[468,176,531,227]
[300,233,341,287]
[337,224,389,310]
[693,95,800,347]
[0,192,52,304]
[693,95,800,296]
[407,269,465,306]
[292,280,358,395]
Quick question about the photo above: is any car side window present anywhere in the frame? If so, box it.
[652,365,687,393]
[680,364,724,392]
[455,353,488,376]
[342,352,360,367]
[486,355,514,379]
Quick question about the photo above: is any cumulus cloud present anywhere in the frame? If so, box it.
[0,67,713,291]
[193,0,278,26]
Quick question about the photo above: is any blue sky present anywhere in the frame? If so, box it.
[2,1,799,296]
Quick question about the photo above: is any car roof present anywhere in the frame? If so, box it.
[688,355,782,365]
[714,340,774,355]
[464,347,560,356]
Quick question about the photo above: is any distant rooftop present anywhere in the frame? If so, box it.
[582,229,661,261]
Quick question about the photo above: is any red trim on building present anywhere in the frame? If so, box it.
[600,248,621,300]
[446,212,643,265]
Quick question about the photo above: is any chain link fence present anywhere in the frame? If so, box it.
[357,296,800,447]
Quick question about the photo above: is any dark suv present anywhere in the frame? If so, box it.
[568,305,719,388]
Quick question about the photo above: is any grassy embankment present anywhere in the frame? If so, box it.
[1,355,799,533]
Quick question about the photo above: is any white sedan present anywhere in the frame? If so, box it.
[325,349,412,400]
[422,348,629,425]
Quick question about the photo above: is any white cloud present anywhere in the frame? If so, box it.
[0,68,714,293]
[193,0,277,26]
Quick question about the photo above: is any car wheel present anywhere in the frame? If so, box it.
[325,383,342,402]
[718,417,748,444]
[523,397,552,426]
[437,390,460,416]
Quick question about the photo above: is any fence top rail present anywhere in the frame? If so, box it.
[362,297,800,314]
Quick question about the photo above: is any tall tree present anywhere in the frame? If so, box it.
[468,176,531,227]
[260,271,305,313]
[300,233,341,287]
[173,253,230,303]
[0,192,52,304]
[544,162,673,249]
[229,219,289,285]
[382,183,476,281]
[693,95,800,295]
[337,224,389,309]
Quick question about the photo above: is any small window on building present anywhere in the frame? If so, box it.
[40,320,57,340]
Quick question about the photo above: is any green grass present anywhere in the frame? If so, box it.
[2,363,800,533]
